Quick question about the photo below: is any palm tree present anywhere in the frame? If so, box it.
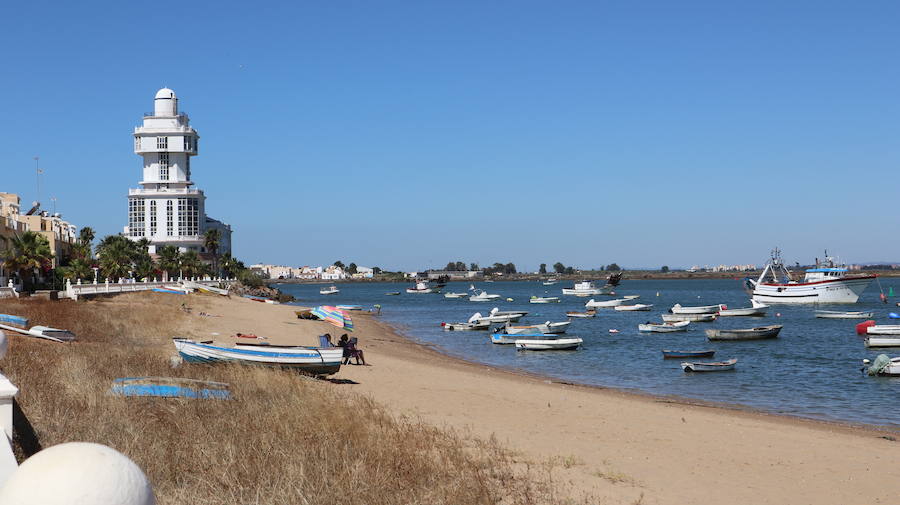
[180,250,203,279]
[204,229,221,275]
[95,235,135,281]
[1,231,54,291]
[157,245,181,281]
[61,257,93,282]
[78,227,96,246]
[219,254,242,278]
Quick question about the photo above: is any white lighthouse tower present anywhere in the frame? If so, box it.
[125,88,232,255]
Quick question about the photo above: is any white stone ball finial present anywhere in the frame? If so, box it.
[0,442,156,505]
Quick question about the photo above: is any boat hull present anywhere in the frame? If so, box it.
[815,310,874,319]
[682,359,737,372]
[514,338,583,351]
[671,304,720,315]
[662,350,715,359]
[638,321,689,332]
[751,276,874,304]
[865,336,900,347]
[662,313,717,322]
[174,339,343,375]
[705,325,782,341]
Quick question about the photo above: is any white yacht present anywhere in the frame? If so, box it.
[748,249,875,304]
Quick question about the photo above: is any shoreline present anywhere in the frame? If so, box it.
[367,313,900,436]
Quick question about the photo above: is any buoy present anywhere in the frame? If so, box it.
[0,442,156,505]
[776,313,781,317]
[506,298,513,302]
[656,292,660,297]
[857,320,877,335]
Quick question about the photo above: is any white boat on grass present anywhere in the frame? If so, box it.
[585,298,629,308]
[469,285,501,302]
[442,321,490,331]
[815,310,874,319]
[662,313,718,323]
[566,310,596,318]
[614,304,653,312]
[530,296,560,304]
[747,249,875,304]
[670,303,720,315]
[681,358,737,372]
[864,355,900,376]
[638,321,690,332]
[718,300,768,317]
[444,292,469,299]
[173,338,342,375]
[865,336,900,347]
[515,337,583,351]
[0,323,75,342]
[319,285,339,295]
[503,321,570,335]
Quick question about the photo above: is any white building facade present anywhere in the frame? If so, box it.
[124,88,232,255]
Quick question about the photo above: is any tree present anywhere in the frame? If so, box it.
[180,250,203,278]
[78,227,95,247]
[334,260,345,269]
[348,262,358,274]
[61,257,93,281]
[219,253,242,278]
[455,261,466,271]
[504,262,517,274]
[445,261,457,271]
[372,266,382,275]
[539,263,547,274]
[607,263,621,272]
[157,245,181,281]
[553,262,565,274]
[564,266,575,275]
[661,265,669,273]
[469,263,479,272]
[1,231,54,291]
[95,235,135,281]
[204,228,221,275]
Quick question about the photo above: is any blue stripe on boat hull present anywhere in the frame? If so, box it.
[178,352,342,375]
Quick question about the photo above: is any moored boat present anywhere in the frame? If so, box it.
[503,321,571,335]
[529,296,560,304]
[614,304,653,312]
[444,292,469,299]
[469,286,501,302]
[542,278,558,286]
[865,336,900,347]
[469,308,526,324]
[863,355,900,376]
[490,332,550,345]
[747,249,875,304]
[173,338,343,375]
[815,310,874,319]
[718,300,768,317]
[661,313,718,323]
[865,325,900,336]
[319,285,340,295]
[514,337,583,351]
[638,321,690,332]
[585,298,629,308]
[671,303,721,315]
[407,281,440,294]
[662,349,715,359]
[385,292,401,296]
[705,325,782,341]
[442,321,490,331]
[681,358,737,372]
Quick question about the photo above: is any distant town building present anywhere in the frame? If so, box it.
[0,192,79,284]
[124,88,232,256]
[321,265,347,280]
[426,270,483,280]
[690,264,757,273]
[351,266,374,279]
[249,264,299,279]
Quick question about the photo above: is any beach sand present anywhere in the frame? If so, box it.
[184,295,900,504]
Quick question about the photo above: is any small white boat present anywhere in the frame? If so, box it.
[530,296,560,304]
[491,309,529,318]
[562,280,616,296]
[706,325,782,341]
[614,304,653,312]
[864,355,900,376]
[815,310,874,319]
[407,281,440,294]
[585,298,629,308]
[319,285,340,295]
[681,358,737,372]
[566,310,596,318]
[865,336,900,347]
[503,321,571,335]
[173,339,342,375]
[866,325,900,336]
[469,308,526,324]
[470,289,501,302]
[623,295,640,300]
[638,321,690,332]
[442,321,490,331]
[670,303,721,315]
[662,313,718,323]
[718,300,768,317]
[542,279,558,286]
[444,292,469,299]
[514,337,583,351]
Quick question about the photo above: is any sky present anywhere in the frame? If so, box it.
[1,1,898,272]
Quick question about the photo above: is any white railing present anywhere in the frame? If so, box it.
[65,278,235,300]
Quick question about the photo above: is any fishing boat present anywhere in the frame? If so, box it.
[0,323,75,342]
[562,281,612,296]
[747,249,875,304]
[670,303,721,315]
[863,355,900,376]
[444,292,469,299]
[469,308,526,324]
[319,285,340,295]
[585,298,629,308]
[865,336,900,347]
[442,321,490,331]
[681,358,737,372]
[566,310,596,318]
[614,304,653,312]
[503,321,571,335]
[530,296,560,304]
[705,325,782,341]
[717,300,768,317]
[638,321,690,332]
[173,338,343,375]
[815,310,874,319]
[662,349,715,359]
[515,337,583,351]
[662,313,718,323]
[542,278,558,286]
[406,281,440,294]
[469,287,501,302]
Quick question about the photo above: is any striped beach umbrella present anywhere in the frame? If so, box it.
[311,306,354,332]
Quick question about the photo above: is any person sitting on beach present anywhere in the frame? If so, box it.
[344,336,367,366]
[337,334,350,359]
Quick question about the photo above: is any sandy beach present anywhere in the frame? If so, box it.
[175,295,900,505]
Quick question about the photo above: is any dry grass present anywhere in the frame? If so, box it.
[0,294,586,504]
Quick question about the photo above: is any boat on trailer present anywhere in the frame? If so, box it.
[638,321,690,332]
[747,249,875,304]
[815,310,874,319]
[662,349,715,359]
[705,325,782,341]
[681,358,737,372]
[173,338,343,375]
[718,300,768,317]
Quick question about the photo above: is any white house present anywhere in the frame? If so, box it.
[321,266,346,280]
[124,88,232,255]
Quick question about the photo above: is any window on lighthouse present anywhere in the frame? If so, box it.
[159,153,169,180]
[157,136,168,149]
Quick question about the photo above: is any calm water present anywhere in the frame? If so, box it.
[277,279,900,428]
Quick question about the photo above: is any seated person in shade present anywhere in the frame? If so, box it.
[323,333,334,347]
[344,336,367,366]
[337,334,350,359]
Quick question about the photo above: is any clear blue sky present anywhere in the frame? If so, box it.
[2,1,898,271]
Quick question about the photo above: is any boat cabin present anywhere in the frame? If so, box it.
[803,267,849,283]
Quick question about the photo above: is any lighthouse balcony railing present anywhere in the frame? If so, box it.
[129,188,202,196]
[142,112,190,121]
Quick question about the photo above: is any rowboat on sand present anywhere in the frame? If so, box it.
[174,338,343,375]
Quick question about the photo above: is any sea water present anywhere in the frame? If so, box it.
[278,278,900,428]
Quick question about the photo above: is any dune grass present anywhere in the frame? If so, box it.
[0,294,584,504]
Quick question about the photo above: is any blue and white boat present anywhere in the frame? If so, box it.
[0,314,28,326]
[173,339,343,375]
